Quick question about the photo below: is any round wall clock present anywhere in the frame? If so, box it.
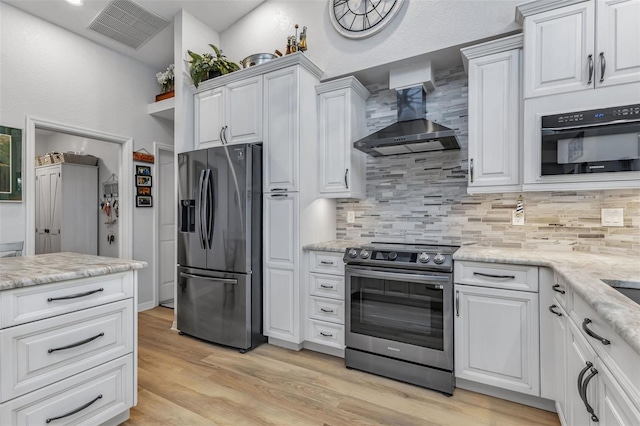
[329,0,406,39]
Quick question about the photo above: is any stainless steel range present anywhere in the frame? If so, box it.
[343,242,458,395]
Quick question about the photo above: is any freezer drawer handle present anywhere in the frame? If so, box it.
[47,288,104,302]
[48,332,104,353]
[180,272,238,284]
[46,394,103,423]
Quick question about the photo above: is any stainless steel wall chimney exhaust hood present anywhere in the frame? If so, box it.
[353,83,460,157]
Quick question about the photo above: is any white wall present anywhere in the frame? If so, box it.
[0,3,174,309]
[35,131,120,258]
[220,0,522,79]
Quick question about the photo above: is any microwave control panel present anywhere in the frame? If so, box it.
[542,104,640,128]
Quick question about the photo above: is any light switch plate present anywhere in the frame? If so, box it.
[347,211,355,224]
[601,208,624,227]
[512,210,524,226]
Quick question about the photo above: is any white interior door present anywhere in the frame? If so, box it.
[158,148,175,304]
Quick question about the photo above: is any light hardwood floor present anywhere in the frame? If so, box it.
[125,307,560,426]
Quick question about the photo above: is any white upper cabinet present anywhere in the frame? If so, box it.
[194,76,262,149]
[462,35,523,193]
[316,77,370,199]
[520,0,640,99]
[263,67,300,192]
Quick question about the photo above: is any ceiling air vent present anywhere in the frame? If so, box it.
[88,0,169,49]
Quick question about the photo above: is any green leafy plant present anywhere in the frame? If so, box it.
[187,44,240,88]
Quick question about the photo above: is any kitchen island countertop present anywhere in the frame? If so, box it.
[454,246,640,356]
[0,252,148,290]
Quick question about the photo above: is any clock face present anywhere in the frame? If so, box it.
[329,0,405,39]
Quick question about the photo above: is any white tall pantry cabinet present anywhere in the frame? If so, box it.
[35,163,98,255]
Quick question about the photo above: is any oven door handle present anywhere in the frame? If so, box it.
[541,119,640,133]
[346,267,450,284]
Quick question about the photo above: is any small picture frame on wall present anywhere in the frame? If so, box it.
[136,195,152,207]
[136,165,151,176]
[136,175,152,187]
[136,186,151,196]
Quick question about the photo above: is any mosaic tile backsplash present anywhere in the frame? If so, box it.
[336,66,640,257]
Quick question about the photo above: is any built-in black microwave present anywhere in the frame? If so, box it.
[541,104,640,176]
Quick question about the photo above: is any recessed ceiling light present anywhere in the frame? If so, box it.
[65,0,85,6]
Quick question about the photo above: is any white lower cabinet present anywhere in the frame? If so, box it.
[454,284,540,395]
[552,300,568,421]
[263,266,298,342]
[597,359,640,426]
[566,318,598,426]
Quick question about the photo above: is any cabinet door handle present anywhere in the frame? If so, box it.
[219,126,225,144]
[320,284,334,289]
[320,332,334,337]
[587,54,594,84]
[455,290,460,316]
[581,366,600,422]
[599,52,606,83]
[473,272,515,280]
[47,288,104,302]
[549,304,562,317]
[223,125,229,144]
[344,168,349,189]
[582,318,610,345]
[469,158,474,183]
[46,394,103,423]
[320,260,335,265]
[577,361,592,404]
[320,308,335,313]
[48,332,105,353]
[552,284,565,294]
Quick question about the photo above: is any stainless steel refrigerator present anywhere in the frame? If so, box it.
[177,143,265,352]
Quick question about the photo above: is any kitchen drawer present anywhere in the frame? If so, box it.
[0,299,133,401]
[1,272,134,328]
[454,261,538,292]
[309,273,344,300]
[306,319,344,349]
[570,290,640,404]
[0,354,133,426]
[308,296,345,324]
[552,273,568,309]
[309,251,345,276]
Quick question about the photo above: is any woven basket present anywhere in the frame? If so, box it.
[35,154,54,166]
[52,153,98,166]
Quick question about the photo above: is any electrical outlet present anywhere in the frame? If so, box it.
[601,208,624,227]
[347,211,355,224]
[512,210,524,226]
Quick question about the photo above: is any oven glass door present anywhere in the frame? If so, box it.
[541,122,640,175]
[346,266,453,369]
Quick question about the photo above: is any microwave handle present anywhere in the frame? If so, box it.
[542,118,640,132]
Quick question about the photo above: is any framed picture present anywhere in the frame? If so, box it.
[136,175,152,187]
[136,186,151,196]
[136,165,151,176]
[136,195,153,207]
[0,126,22,202]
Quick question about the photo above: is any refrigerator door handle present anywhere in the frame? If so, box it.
[180,272,238,284]
[205,169,214,249]
[197,170,206,249]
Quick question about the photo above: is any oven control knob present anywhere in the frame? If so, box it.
[418,252,431,263]
[360,250,370,259]
[388,251,398,261]
[433,253,446,264]
[348,249,358,258]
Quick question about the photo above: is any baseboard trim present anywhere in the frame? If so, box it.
[98,409,129,426]
[456,378,557,412]
[268,337,303,351]
[302,341,345,358]
[137,301,156,312]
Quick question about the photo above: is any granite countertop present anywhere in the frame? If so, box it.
[454,246,640,355]
[302,240,366,253]
[0,252,148,290]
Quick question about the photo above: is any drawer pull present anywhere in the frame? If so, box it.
[47,288,104,302]
[48,332,105,353]
[549,305,563,317]
[552,284,566,294]
[320,332,334,337]
[46,394,103,423]
[320,261,335,265]
[473,272,515,280]
[320,308,334,313]
[582,318,610,345]
[320,284,335,289]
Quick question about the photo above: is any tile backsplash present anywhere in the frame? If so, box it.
[336,66,640,257]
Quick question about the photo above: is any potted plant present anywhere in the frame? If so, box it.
[155,63,175,101]
[187,44,240,88]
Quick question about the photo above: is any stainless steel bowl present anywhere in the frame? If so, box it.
[241,53,278,68]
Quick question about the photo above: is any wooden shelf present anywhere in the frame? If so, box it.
[148,97,175,121]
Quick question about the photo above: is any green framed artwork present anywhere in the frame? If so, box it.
[0,126,23,202]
